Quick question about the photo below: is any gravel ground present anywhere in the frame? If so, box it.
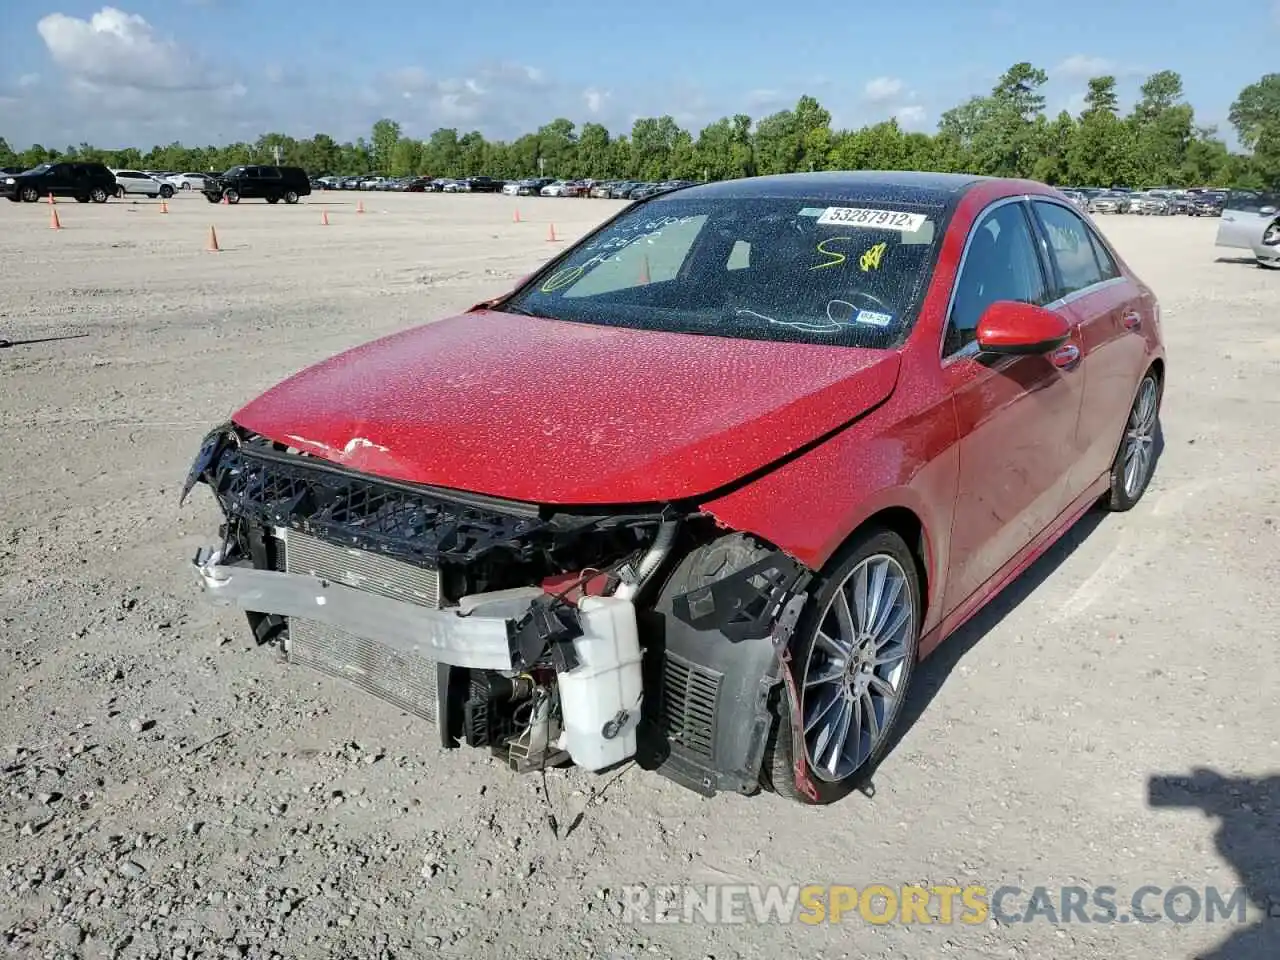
[0,191,1276,960]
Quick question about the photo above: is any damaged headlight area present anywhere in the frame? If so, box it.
[182,423,813,796]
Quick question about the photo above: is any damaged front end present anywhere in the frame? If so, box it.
[181,423,814,796]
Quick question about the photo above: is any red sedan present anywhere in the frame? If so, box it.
[183,171,1164,805]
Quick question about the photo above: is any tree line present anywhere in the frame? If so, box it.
[4,65,1278,190]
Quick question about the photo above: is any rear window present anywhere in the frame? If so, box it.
[1225,190,1280,213]
[503,196,943,348]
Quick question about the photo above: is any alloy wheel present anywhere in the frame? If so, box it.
[800,554,915,782]
[1123,376,1159,499]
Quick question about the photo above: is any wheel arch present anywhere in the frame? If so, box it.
[849,505,932,627]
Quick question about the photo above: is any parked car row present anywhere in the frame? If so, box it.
[306,174,703,199]
[1059,186,1228,217]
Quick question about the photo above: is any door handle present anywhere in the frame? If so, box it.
[1122,310,1142,331]
[1050,343,1081,369]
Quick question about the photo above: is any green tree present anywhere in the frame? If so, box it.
[1229,74,1280,187]
[575,122,613,178]
[370,119,401,173]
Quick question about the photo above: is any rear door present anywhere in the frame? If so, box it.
[1029,198,1149,496]
[1216,190,1278,249]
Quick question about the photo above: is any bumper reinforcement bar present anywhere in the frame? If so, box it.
[191,547,516,671]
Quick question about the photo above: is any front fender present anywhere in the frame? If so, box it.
[698,394,959,635]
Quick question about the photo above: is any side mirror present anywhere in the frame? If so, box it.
[975,301,1071,355]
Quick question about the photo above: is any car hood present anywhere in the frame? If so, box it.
[231,309,901,505]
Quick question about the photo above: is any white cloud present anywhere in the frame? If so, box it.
[1056,55,1113,79]
[18,73,40,88]
[1054,54,1144,81]
[36,7,228,92]
[863,76,904,104]
[583,88,609,114]
[1061,91,1091,116]
[893,105,928,129]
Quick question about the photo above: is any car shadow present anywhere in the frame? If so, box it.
[1146,769,1279,959]
[1214,256,1259,266]
[875,420,1166,776]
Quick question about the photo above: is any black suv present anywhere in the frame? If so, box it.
[465,176,504,193]
[2,161,117,203]
[202,165,312,204]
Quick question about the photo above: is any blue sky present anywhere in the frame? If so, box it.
[2,0,1278,150]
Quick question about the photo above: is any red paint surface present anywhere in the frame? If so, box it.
[231,176,1165,647]
[233,309,901,504]
[974,301,1070,351]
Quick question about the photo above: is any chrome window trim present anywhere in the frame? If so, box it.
[939,194,1040,362]
[940,193,1125,364]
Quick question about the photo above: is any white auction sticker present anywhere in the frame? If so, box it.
[816,207,928,232]
[855,309,894,327]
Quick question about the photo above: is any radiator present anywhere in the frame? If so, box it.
[279,529,441,723]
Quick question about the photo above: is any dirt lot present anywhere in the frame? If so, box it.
[0,191,1277,960]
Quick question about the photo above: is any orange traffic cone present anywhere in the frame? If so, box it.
[546,223,559,242]
[513,207,521,223]
[47,193,55,205]
[206,225,220,251]
[49,206,61,230]
[221,194,229,205]
[356,199,365,214]
[159,198,169,214]
[638,254,650,284]
[321,208,329,225]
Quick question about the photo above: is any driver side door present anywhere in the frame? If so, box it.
[939,198,1087,620]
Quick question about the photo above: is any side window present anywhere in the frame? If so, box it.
[1033,200,1104,297]
[946,202,1048,355]
[1087,229,1120,281]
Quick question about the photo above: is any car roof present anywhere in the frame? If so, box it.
[668,170,992,207]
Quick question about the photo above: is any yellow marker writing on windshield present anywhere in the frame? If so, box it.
[539,265,584,293]
[811,236,852,271]
[859,241,887,272]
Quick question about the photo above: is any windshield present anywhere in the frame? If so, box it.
[503,195,943,348]
[24,163,52,175]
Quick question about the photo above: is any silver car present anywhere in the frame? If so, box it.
[1089,191,1129,214]
[1215,190,1280,269]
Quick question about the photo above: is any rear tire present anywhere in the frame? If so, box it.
[1103,369,1162,511]
[266,195,279,204]
[90,187,108,203]
[761,527,921,805]
[159,184,174,199]
[284,190,299,204]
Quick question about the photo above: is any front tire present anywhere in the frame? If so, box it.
[159,184,174,199]
[1103,369,1162,511]
[21,186,39,203]
[90,187,108,203]
[284,190,299,204]
[223,189,239,204]
[762,528,921,805]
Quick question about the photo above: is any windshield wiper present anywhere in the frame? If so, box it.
[501,304,557,321]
